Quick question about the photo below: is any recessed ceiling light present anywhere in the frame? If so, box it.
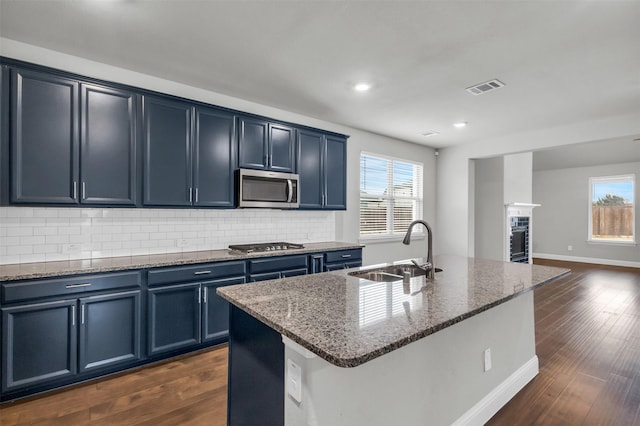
[421,131,440,137]
[354,83,371,92]
[453,122,467,128]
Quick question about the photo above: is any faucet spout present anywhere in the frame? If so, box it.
[402,220,434,280]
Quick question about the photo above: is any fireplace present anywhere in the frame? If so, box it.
[509,217,529,263]
[505,203,539,264]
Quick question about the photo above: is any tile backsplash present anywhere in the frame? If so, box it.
[0,207,335,265]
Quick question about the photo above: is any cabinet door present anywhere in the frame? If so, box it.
[193,107,236,207]
[10,68,79,204]
[268,123,295,172]
[143,96,192,206]
[148,283,200,356]
[81,84,137,205]
[238,117,268,170]
[79,290,141,373]
[324,135,347,210]
[297,129,324,209]
[202,276,245,344]
[1,299,77,392]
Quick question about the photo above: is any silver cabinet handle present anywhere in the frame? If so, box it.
[195,187,199,203]
[66,283,92,288]
[203,287,208,304]
[197,287,201,304]
[341,254,352,258]
[73,181,77,199]
[194,270,211,275]
[81,305,85,325]
[189,187,193,203]
[82,182,86,200]
[71,305,76,326]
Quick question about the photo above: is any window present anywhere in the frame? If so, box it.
[589,174,635,243]
[359,153,423,238]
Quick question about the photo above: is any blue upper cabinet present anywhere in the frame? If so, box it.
[238,116,294,172]
[10,68,80,204]
[81,83,137,205]
[143,95,237,207]
[143,96,193,206]
[193,106,237,207]
[324,135,347,209]
[297,129,347,210]
[10,67,138,206]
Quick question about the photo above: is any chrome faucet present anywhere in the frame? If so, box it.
[402,219,434,280]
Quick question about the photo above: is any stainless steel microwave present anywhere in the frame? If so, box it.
[237,169,299,208]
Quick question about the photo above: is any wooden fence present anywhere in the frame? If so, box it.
[592,205,633,238]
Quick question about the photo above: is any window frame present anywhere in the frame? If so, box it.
[587,174,636,245]
[359,152,424,242]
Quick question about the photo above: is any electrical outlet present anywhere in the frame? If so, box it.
[484,348,492,372]
[287,358,302,402]
[567,245,573,252]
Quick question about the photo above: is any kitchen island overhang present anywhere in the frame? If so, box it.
[218,255,570,425]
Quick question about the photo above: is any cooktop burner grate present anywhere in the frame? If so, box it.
[228,242,304,253]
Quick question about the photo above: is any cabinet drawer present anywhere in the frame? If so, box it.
[248,255,308,274]
[148,261,246,287]
[1,271,141,305]
[325,249,362,264]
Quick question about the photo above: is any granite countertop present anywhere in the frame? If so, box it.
[0,242,363,282]
[217,255,570,368]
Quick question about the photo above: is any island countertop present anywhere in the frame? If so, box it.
[217,255,570,368]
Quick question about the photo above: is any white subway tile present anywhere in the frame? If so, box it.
[46,235,70,244]
[34,208,58,218]
[7,227,33,237]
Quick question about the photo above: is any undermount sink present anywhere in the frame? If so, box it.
[348,263,443,282]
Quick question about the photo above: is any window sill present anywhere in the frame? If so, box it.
[359,234,425,244]
[586,239,637,247]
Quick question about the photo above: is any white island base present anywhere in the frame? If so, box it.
[283,292,537,426]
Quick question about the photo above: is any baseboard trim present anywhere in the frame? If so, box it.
[452,356,539,426]
[533,253,640,269]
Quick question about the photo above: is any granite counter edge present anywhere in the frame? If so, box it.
[218,267,571,368]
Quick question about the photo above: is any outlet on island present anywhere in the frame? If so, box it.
[484,348,492,372]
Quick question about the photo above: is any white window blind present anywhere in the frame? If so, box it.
[360,153,423,238]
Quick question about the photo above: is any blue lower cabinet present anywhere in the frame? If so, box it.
[1,290,142,397]
[148,283,201,356]
[2,299,77,393]
[79,290,141,373]
[203,277,246,344]
[148,276,247,356]
[324,248,362,271]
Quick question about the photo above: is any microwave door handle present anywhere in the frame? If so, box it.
[286,179,293,203]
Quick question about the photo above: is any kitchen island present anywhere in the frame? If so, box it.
[217,255,569,426]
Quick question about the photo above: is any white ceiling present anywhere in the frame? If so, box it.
[1,0,639,149]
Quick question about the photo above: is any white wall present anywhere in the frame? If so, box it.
[503,152,533,205]
[474,157,504,261]
[0,38,436,266]
[533,161,640,266]
[437,115,640,257]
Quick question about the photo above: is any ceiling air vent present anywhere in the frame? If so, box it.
[466,79,505,96]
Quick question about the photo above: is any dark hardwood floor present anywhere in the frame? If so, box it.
[1,259,638,425]
[0,347,229,425]
[488,259,640,425]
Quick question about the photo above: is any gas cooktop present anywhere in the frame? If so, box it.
[228,242,304,253]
